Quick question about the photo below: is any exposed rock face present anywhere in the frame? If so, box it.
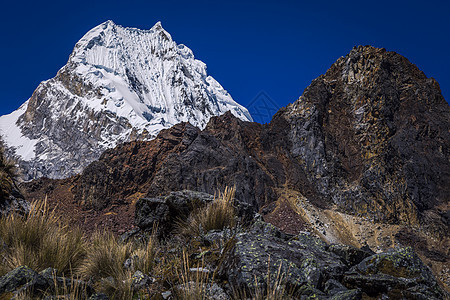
[222,220,346,292]
[0,20,251,181]
[220,220,446,299]
[70,114,310,211]
[276,45,449,227]
[343,247,444,299]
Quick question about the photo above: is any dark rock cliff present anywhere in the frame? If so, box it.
[276,45,449,228]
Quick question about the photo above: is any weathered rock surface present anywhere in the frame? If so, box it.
[327,244,374,267]
[221,220,346,293]
[0,266,40,295]
[343,247,445,299]
[135,190,215,234]
[218,220,446,299]
[0,266,95,298]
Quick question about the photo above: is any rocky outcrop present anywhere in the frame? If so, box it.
[343,247,444,299]
[219,220,446,299]
[276,45,449,228]
[135,190,215,234]
[68,109,325,212]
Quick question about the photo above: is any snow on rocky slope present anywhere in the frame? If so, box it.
[0,20,252,180]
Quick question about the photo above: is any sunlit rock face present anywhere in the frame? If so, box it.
[277,45,449,227]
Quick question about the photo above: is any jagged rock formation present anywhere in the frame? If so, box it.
[278,45,449,227]
[220,221,445,299]
[22,46,450,289]
[0,20,251,181]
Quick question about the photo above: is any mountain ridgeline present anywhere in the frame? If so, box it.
[0,21,252,181]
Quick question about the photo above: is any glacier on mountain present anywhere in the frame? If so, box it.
[0,20,252,180]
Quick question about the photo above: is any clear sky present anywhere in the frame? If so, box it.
[1,0,449,123]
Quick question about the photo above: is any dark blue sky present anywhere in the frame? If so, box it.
[1,0,449,122]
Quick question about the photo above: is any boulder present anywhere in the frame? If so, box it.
[0,266,43,295]
[135,190,214,234]
[343,247,445,299]
[0,266,95,298]
[221,220,346,293]
[131,270,151,291]
[327,244,374,267]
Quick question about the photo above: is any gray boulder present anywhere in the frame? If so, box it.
[343,247,446,299]
[327,244,374,267]
[0,266,43,295]
[135,190,214,234]
[221,220,346,294]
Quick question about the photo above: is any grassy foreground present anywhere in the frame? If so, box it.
[0,187,289,299]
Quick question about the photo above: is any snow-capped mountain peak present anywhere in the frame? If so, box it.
[0,21,252,180]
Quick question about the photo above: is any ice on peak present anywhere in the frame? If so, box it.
[151,21,163,30]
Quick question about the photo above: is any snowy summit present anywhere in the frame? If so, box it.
[0,20,252,180]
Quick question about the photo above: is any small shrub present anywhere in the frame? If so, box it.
[0,199,86,276]
[180,186,236,237]
[175,250,211,300]
[79,229,158,299]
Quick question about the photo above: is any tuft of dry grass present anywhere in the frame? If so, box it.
[0,199,85,277]
[180,186,237,237]
[79,231,134,299]
[132,231,158,275]
[232,257,292,300]
[175,250,211,300]
[78,228,158,299]
[79,231,132,281]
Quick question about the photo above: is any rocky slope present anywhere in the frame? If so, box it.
[22,46,450,290]
[0,20,251,181]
